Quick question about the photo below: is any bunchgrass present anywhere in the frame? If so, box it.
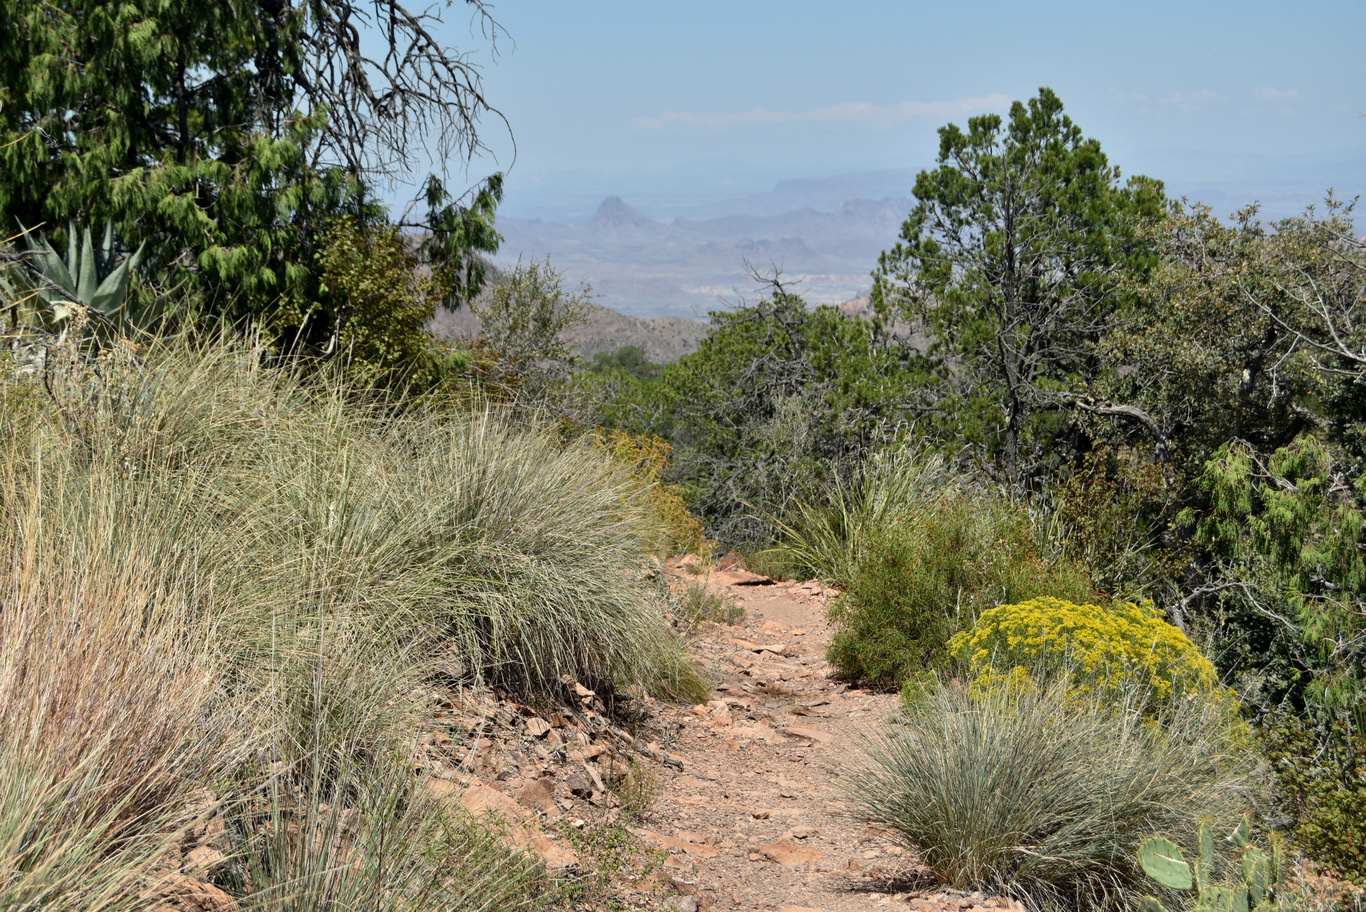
[0,469,240,910]
[848,677,1260,912]
[224,745,545,912]
[765,444,955,586]
[0,334,702,907]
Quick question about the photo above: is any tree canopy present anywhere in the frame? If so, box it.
[0,0,505,331]
[874,88,1167,485]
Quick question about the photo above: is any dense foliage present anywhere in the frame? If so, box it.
[605,278,939,546]
[587,88,1366,886]
[873,88,1167,485]
[827,492,1094,687]
[0,0,506,370]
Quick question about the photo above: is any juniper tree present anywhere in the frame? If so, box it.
[0,0,505,326]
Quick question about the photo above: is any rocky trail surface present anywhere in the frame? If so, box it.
[416,560,1024,912]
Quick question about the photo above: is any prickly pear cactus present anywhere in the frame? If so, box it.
[1139,837,1193,890]
[1137,817,1297,912]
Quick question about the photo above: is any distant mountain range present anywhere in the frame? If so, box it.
[495,193,910,319]
[489,150,1366,320]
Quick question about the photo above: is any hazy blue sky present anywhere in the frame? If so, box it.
[417,1,1366,221]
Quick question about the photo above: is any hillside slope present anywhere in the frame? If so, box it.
[428,300,710,364]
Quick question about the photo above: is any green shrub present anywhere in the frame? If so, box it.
[284,216,440,387]
[612,284,939,548]
[1262,711,1366,884]
[594,428,711,558]
[827,494,1094,687]
[948,596,1226,714]
[1050,447,1184,602]
[471,257,591,404]
[849,677,1260,912]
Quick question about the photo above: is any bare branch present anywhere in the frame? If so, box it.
[1071,397,1171,462]
[293,0,512,184]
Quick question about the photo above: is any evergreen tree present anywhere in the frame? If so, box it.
[875,88,1166,486]
[0,0,504,334]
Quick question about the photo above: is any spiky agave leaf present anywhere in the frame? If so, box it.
[19,221,144,325]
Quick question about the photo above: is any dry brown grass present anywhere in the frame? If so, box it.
[0,486,237,909]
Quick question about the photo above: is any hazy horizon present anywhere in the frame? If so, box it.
[385,1,1366,318]
[393,2,1365,225]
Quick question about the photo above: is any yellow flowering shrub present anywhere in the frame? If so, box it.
[947,596,1224,712]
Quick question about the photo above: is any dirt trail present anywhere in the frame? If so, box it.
[636,569,908,912]
[429,564,1023,912]
[633,568,1019,912]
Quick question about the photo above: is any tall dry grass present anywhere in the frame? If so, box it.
[0,464,239,909]
[0,334,698,907]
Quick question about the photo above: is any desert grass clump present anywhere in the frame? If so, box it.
[605,756,660,821]
[670,580,744,636]
[33,334,701,700]
[848,677,1260,912]
[767,444,955,586]
[225,723,545,912]
[0,332,701,907]
[391,411,706,699]
[0,480,240,910]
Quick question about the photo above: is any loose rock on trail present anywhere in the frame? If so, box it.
[629,563,1021,912]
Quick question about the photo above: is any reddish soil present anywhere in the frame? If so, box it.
[627,566,1021,912]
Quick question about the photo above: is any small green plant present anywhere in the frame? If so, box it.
[1261,711,1366,884]
[1137,817,1294,912]
[21,221,145,330]
[671,581,743,635]
[605,757,659,820]
[556,817,667,909]
[767,444,954,586]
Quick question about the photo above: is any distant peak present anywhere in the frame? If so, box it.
[588,195,659,230]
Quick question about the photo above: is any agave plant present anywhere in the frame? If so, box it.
[21,221,146,330]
